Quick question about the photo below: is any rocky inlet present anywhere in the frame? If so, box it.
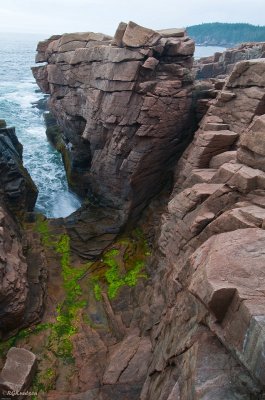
[1,21,265,399]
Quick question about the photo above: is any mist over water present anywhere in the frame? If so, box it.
[0,33,81,218]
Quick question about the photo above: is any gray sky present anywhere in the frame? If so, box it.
[0,0,264,37]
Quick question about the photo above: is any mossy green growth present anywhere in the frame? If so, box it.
[0,323,52,357]
[93,280,102,301]
[134,227,151,256]
[35,218,89,360]
[47,234,88,360]
[35,215,54,247]
[31,366,57,399]
[92,228,150,301]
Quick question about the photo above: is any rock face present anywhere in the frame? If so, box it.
[0,347,37,397]
[0,203,29,333]
[32,21,195,224]
[63,202,124,259]
[138,59,265,399]
[195,41,265,79]
[0,121,46,335]
[238,114,265,170]
[0,121,38,216]
[173,59,265,189]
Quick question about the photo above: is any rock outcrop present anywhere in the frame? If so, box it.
[195,41,265,79]
[0,121,38,216]
[139,59,265,399]
[0,203,29,333]
[0,121,46,335]
[32,21,195,225]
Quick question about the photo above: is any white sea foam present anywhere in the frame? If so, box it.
[50,192,82,218]
[25,126,46,138]
[3,91,40,109]
[0,34,81,218]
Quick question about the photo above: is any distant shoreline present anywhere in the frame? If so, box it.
[188,22,265,50]
[196,43,228,48]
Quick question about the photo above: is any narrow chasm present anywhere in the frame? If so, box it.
[1,23,265,400]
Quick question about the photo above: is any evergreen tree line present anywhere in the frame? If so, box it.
[187,23,265,45]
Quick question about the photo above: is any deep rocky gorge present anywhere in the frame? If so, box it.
[1,21,265,399]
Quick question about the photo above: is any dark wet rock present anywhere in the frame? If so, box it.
[63,203,123,259]
[0,122,38,216]
[0,204,29,333]
[31,96,49,111]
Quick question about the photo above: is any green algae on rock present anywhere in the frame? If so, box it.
[91,229,149,301]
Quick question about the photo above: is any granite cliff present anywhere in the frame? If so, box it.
[1,21,265,400]
[32,21,195,221]
[0,120,46,337]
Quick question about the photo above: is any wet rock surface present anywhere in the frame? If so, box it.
[0,123,38,216]
[63,203,123,259]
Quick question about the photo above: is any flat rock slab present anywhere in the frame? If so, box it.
[0,347,37,395]
[227,59,265,88]
[209,150,237,168]
[157,28,186,38]
[122,21,161,48]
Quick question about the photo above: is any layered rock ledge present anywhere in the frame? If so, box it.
[32,21,195,226]
[140,59,265,399]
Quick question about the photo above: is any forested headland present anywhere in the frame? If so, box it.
[187,23,265,46]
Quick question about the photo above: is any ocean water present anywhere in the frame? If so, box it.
[194,45,226,59]
[0,33,225,218]
[0,33,81,218]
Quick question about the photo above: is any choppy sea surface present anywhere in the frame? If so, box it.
[0,32,81,218]
[0,32,225,217]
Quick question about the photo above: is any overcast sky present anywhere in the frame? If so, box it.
[0,0,264,37]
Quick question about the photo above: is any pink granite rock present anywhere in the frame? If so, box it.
[0,347,37,397]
